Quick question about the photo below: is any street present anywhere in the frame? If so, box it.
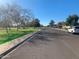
[3,28,79,59]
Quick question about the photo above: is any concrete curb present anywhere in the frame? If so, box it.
[0,31,39,59]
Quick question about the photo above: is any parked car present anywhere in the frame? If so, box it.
[68,26,79,33]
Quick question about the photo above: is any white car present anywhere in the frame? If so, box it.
[68,26,79,33]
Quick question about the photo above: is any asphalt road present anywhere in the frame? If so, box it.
[3,28,79,59]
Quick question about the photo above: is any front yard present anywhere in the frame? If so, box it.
[0,27,37,44]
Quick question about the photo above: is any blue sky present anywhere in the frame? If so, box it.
[0,0,79,25]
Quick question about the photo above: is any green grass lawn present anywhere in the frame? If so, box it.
[0,27,37,44]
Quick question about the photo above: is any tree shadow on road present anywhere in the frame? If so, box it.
[27,31,53,46]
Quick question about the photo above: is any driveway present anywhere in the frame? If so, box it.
[3,28,79,59]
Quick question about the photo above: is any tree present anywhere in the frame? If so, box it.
[20,9,34,28]
[0,3,34,32]
[57,21,66,28]
[66,15,79,26]
[30,18,40,27]
[0,4,13,33]
[49,20,55,27]
[8,4,22,31]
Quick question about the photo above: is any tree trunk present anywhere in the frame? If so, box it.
[5,27,8,33]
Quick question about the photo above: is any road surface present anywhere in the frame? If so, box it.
[3,28,79,59]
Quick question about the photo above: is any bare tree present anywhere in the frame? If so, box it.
[21,9,34,28]
[0,4,13,33]
[0,3,34,32]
